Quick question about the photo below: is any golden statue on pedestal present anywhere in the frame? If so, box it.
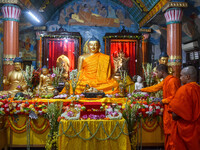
[0,57,27,97]
[36,66,55,96]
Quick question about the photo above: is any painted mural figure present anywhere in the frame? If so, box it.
[69,10,120,27]
[57,0,134,28]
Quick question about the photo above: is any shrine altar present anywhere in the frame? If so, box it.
[0,98,164,149]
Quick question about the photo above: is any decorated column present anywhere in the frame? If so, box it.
[163,2,188,77]
[1,4,21,76]
[36,31,44,69]
[141,33,150,64]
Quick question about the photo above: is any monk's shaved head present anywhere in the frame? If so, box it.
[181,66,197,81]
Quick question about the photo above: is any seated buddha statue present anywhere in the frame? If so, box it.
[61,37,119,94]
[0,57,27,97]
[36,66,55,96]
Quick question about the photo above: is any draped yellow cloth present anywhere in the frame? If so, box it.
[58,119,131,150]
[61,52,119,94]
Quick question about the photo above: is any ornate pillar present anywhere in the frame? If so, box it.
[163,2,188,78]
[36,31,43,68]
[141,33,150,64]
[139,28,151,65]
[1,4,21,76]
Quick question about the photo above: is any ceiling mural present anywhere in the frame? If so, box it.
[57,0,135,28]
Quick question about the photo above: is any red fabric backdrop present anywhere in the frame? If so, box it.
[110,41,136,76]
[48,39,75,71]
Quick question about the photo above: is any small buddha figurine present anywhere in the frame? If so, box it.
[61,36,119,95]
[134,76,147,95]
[0,57,27,97]
[135,76,144,90]
[36,66,55,95]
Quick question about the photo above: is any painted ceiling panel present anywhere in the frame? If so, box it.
[19,0,164,26]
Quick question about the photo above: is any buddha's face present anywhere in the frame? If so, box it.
[88,41,100,53]
[14,62,22,71]
[42,68,49,75]
[159,57,168,65]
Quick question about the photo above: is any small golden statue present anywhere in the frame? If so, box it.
[56,55,70,81]
[36,66,55,96]
[113,51,130,81]
[0,57,27,97]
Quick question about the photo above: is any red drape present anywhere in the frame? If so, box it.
[48,39,75,71]
[110,41,136,76]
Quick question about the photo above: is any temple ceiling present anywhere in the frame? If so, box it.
[0,0,199,28]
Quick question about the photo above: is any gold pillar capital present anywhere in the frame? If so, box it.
[162,2,188,12]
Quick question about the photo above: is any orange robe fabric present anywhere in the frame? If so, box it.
[61,52,119,94]
[141,75,181,149]
[169,82,200,150]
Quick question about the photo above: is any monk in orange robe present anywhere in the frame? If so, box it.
[169,66,200,150]
[61,37,119,94]
[135,64,181,150]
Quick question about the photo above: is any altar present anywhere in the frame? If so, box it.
[0,98,164,149]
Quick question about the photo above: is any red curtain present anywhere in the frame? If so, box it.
[110,41,136,76]
[48,39,75,71]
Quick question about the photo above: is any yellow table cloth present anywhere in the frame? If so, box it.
[58,119,131,150]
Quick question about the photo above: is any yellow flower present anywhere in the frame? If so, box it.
[29,104,34,108]
[122,104,126,109]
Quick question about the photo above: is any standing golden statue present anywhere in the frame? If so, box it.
[61,36,119,94]
[36,66,55,96]
[0,57,27,97]
[113,51,130,80]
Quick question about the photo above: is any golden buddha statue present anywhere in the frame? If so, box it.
[153,52,173,75]
[36,66,55,96]
[61,37,119,94]
[0,57,27,97]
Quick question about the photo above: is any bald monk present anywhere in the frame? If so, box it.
[135,64,181,150]
[169,66,200,150]
[61,37,119,94]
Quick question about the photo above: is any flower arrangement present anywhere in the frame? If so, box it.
[51,66,64,88]
[142,63,156,87]
[45,102,63,150]
[69,69,80,95]
[0,100,48,116]
[22,65,34,88]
